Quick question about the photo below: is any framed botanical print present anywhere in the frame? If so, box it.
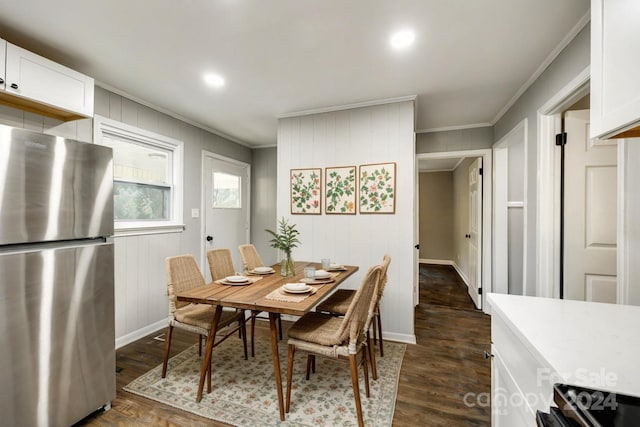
[359,162,396,214]
[325,166,357,214]
[290,168,322,214]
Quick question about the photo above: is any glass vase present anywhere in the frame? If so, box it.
[281,251,295,277]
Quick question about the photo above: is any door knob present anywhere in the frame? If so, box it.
[465,234,470,239]
[206,235,213,242]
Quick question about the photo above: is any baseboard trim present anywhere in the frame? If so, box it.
[116,318,168,349]
[419,258,454,265]
[382,332,417,345]
[452,262,470,288]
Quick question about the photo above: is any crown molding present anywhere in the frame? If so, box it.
[278,95,417,119]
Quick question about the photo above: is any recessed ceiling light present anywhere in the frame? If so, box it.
[390,29,415,50]
[204,73,225,88]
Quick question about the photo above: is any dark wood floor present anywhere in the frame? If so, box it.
[79,264,491,426]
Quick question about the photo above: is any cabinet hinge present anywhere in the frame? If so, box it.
[478,287,483,295]
[555,132,567,146]
[479,167,483,176]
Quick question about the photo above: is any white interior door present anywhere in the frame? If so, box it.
[204,154,250,280]
[564,109,617,302]
[468,157,483,309]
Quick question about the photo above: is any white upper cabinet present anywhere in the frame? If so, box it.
[591,0,640,139]
[0,39,94,120]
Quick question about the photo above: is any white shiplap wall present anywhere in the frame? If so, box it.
[277,100,416,343]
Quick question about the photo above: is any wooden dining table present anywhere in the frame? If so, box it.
[176,261,358,421]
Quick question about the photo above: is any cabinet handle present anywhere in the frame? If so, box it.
[10,83,18,90]
[0,78,4,84]
[484,350,494,359]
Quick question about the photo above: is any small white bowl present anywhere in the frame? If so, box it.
[284,283,308,292]
[314,270,330,279]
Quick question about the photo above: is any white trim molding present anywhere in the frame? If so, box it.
[420,259,454,265]
[116,318,167,349]
[278,95,417,118]
[536,67,590,299]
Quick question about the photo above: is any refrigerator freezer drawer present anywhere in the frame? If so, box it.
[0,124,113,245]
[0,242,115,427]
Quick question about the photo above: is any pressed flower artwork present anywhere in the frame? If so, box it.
[359,162,396,214]
[325,166,357,214]
[290,168,322,214]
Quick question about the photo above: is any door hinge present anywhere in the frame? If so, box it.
[478,287,483,295]
[414,244,420,250]
[555,132,567,146]
[479,167,483,176]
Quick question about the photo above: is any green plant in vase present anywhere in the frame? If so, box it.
[266,217,301,277]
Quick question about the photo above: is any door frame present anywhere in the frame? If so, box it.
[493,118,528,295]
[416,148,492,312]
[536,66,590,298]
[200,150,252,271]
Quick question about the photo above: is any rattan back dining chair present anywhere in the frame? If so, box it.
[285,264,382,427]
[162,254,247,379]
[316,254,391,354]
[238,244,265,272]
[235,244,283,356]
[206,248,237,281]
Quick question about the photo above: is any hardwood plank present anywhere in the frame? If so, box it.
[77,263,491,426]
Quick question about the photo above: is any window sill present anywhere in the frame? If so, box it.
[114,223,185,238]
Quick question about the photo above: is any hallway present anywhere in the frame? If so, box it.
[393,264,491,426]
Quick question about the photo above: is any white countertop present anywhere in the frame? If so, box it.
[488,293,640,398]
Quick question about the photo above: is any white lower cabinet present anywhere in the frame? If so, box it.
[491,313,555,427]
[0,39,93,120]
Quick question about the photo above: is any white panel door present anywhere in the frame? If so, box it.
[204,155,250,280]
[468,157,482,309]
[564,110,617,302]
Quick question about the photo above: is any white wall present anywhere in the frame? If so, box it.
[277,100,416,343]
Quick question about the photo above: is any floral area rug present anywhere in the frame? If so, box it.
[124,337,406,426]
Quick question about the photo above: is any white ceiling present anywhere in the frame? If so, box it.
[0,0,590,148]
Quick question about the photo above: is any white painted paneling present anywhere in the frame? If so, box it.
[277,100,416,342]
[585,274,617,304]
[585,166,616,247]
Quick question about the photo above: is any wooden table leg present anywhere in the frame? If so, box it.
[196,306,222,403]
[269,312,285,421]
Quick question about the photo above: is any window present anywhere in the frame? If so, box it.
[94,116,184,234]
[212,172,241,208]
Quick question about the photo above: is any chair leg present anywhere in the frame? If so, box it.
[349,353,365,427]
[161,325,173,378]
[305,355,312,380]
[362,349,370,398]
[251,310,258,358]
[278,314,283,341]
[376,311,384,357]
[311,355,315,373]
[198,334,203,357]
[286,344,295,413]
[372,320,377,345]
[240,311,248,360]
[367,332,377,380]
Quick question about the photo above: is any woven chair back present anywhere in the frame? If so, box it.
[166,254,206,314]
[377,254,392,299]
[206,248,236,281]
[238,244,265,271]
[333,264,382,348]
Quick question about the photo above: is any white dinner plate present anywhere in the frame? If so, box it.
[282,284,312,294]
[253,266,274,273]
[226,275,250,283]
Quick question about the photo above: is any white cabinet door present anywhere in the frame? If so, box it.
[0,39,5,90]
[591,0,640,139]
[4,43,93,117]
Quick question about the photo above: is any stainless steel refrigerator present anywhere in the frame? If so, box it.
[0,124,115,427]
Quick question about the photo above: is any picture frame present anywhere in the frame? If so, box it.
[290,168,322,214]
[325,166,357,214]
[359,162,396,214]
